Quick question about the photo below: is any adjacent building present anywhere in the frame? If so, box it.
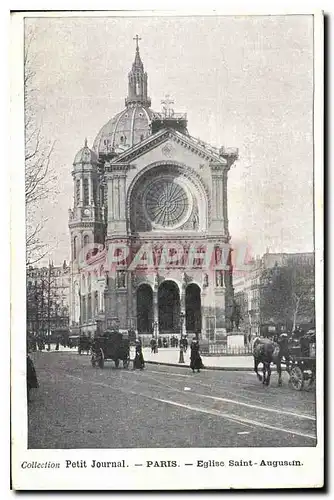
[234,252,315,337]
[26,261,70,337]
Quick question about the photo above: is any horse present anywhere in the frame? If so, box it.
[252,337,282,386]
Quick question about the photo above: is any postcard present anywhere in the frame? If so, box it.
[10,9,324,490]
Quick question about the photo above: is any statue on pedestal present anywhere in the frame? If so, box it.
[230,300,242,331]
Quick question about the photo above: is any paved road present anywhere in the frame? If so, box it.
[28,352,316,449]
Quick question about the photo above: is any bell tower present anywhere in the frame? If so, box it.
[69,138,105,264]
[68,139,106,330]
[125,35,151,108]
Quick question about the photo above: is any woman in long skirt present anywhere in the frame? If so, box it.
[133,340,145,370]
[190,338,203,373]
[27,355,39,401]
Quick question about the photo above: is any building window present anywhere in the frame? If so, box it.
[93,181,97,205]
[73,236,78,260]
[87,294,92,319]
[83,179,89,205]
[83,235,89,247]
[94,291,98,316]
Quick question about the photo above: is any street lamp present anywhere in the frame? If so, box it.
[179,311,186,363]
[153,321,159,353]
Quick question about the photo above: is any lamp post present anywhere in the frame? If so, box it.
[179,311,185,363]
[153,321,159,353]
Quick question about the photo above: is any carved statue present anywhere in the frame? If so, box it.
[203,273,209,287]
[117,270,126,288]
[192,210,199,229]
[215,271,224,287]
[230,301,242,331]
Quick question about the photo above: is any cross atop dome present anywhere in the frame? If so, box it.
[161,94,175,118]
[133,34,142,50]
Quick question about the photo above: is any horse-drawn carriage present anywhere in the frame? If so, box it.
[91,330,130,369]
[78,335,92,355]
[286,330,316,391]
[252,329,316,390]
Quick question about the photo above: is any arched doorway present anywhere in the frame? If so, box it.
[158,281,180,333]
[185,284,202,336]
[137,284,153,334]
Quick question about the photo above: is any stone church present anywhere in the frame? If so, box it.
[68,38,238,341]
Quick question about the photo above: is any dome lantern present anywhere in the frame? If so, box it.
[125,35,151,109]
[73,138,98,166]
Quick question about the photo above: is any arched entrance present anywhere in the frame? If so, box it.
[158,281,180,333]
[137,284,153,334]
[185,283,202,336]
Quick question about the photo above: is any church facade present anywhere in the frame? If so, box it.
[68,39,238,341]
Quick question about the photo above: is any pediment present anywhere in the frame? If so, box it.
[109,128,227,166]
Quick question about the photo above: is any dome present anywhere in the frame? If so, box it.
[93,105,155,156]
[73,139,98,165]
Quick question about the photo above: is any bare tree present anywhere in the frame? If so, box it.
[25,26,57,266]
[260,262,315,331]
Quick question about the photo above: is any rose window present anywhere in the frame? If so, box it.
[143,178,192,228]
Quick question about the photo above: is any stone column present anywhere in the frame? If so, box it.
[106,164,129,236]
[91,290,95,319]
[210,162,232,237]
[153,290,159,337]
[108,178,114,221]
[211,170,224,220]
[222,170,229,235]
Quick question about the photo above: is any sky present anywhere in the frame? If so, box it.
[25,14,314,265]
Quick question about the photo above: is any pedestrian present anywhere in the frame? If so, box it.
[190,337,203,373]
[133,340,145,370]
[150,337,157,354]
[27,354,39,402]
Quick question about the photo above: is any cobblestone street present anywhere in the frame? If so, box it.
[28,352,316,449]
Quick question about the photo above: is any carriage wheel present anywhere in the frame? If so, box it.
[98,349,105,369]
[114,359,120,368]
[303,370,316,390]
[289,366,304,391]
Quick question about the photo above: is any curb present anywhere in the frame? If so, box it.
[145,360,251,371]
[145,360,286,372]
[34,351,285,373]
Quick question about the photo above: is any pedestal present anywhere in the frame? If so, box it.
[227,332,244,349]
